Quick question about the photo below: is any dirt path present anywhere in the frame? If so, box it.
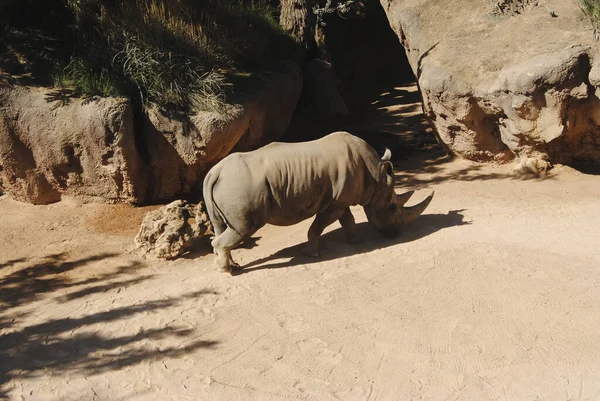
[2,156,600,400]
[3,85,600,400]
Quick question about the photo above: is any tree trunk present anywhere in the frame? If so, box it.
[279,0,329,61]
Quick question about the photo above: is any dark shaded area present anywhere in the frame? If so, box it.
[393,148,555,188]
[0,253,218,399]
[322,0,415,111]
[283,83,440,163]
[569,160,600,175]
[0,293,218,399]
[236,209,469,274]
[0,0,74,85]
[43,88,80,106]
[0,253,122,310]
[0,258,26,269]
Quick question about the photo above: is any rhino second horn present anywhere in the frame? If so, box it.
[396,190,415,206]
[382,148,392,161]
[401,191,434,224]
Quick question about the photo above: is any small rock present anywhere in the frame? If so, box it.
[134,200,209,259]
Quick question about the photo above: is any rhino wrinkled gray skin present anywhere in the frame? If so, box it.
[203,131,434,273]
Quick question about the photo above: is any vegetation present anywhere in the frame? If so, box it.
[0,0,298,112]
[579,0,600,41]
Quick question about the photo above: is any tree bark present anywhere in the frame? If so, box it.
[279,0,329,61]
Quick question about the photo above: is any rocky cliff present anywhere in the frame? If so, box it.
[0,62,302,204]
[381,0,599,171]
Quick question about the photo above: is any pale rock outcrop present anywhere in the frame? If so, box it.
[134,200,212,259]
[0,85,145,204]
[381,0,600,170]
[0,61,303,204]
[143,61,304,201]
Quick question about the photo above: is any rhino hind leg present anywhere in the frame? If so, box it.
[304,208,346,257]
[339,208,359,243]
[211,227,246,274]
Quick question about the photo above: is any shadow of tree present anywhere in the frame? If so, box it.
[43,88,80,106]
[394,149,554,187]
[0,252,219,398]
[0,253,123,310]
[236,209,470,274]
[0,291,219,399]
[0,258,27,269]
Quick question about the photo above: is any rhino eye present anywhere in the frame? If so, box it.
[389,203,398,213]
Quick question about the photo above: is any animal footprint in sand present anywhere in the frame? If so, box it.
[278,313,310,333]
[298,337,343,365]
[309,292,333,305]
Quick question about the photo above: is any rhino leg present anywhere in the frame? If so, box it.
[304,208,346,257]
[339,208,359,243]
[211,227,245,274]
[211,221,226,255]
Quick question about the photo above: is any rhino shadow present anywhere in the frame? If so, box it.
[235,209,470,275]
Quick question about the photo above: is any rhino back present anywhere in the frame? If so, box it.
[242,132,380,226]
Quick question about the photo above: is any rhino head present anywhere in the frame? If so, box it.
[364,149,434,237]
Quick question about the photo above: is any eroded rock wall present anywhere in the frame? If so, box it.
[0,85,145,204]
[381,0,600,169]
[0,62,303,204]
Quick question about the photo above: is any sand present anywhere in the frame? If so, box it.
[3,85,600,400]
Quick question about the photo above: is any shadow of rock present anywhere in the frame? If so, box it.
[236,210,470,275]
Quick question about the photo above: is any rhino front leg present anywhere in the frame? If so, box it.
[211,227,245,274]
[304,208,345,257]
[339,208,359,244]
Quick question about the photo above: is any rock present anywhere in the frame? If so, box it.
[134,200,209,259]
[0,61,303,204]
[0,84,146,204]
[306,59,350,117]
[143,61,303,201]
[381,0,600,166]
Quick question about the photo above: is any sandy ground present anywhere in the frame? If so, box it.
[3,86,600,400]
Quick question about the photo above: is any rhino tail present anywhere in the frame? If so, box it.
[202,169,228,234]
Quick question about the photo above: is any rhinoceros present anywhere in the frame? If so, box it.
[202,131,433,273]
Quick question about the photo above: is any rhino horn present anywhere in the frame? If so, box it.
[382,148,392,161]
[400,191,434,224]
[395,190,415,206]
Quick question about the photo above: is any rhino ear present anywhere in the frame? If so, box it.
[380,161,394,187]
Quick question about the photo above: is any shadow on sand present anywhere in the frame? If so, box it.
[0,253,219,399]
[235,209,470,275]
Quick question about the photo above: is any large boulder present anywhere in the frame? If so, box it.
[381,0,600,169]
[0,84,146,204]
[0,61,303,204]
[144,61,303,201]
[305,59,350,117]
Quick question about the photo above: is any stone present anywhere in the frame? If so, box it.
[134,200,202,259]
[381,0,600,168]
[306,58,350,117]
[143,61,303,201]
[0,84,146,204]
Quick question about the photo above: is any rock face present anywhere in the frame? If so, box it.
[381,0,600,169]
[145,61,303,201]
[305,59,350,117]
[0,84,145,204]
[134,200,212,259]
[0,61,302,204]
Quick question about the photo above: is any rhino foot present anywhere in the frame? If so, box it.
[302,243,322,257]
[219,262,241,274]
